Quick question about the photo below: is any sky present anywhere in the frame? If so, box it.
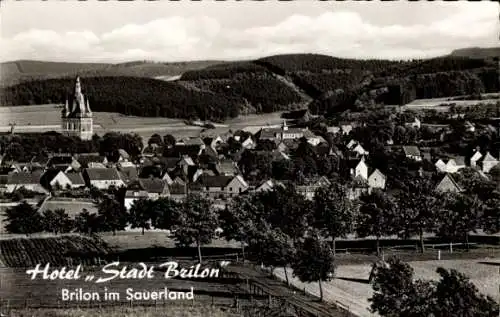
[0,1,498,63]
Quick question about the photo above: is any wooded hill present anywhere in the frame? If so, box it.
[0,59,223,87]
[1,51,498,121]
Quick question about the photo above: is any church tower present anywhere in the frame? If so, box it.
[61,76,93,140]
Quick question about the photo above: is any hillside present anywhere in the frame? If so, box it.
[450,47,500,59]
[0,59,224,87]
[1,52,498,121]
[0,76,245,121]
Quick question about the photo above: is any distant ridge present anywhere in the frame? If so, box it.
[0,59,224,87]
[449,47,500,59]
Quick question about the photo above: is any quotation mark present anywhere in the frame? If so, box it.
[219,261,231,267]
[85,275,94,281]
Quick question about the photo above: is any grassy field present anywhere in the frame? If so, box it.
[5,306,240,317]
[402,93,500,112]
[99,231,241,251]
[274,256,500,317]
[0,104,286,144]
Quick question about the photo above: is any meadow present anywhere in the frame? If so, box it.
[274,256,500,317]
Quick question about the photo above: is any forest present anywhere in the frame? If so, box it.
[1,54,498,121]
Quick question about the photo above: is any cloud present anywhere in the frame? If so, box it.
[1,3,497,62]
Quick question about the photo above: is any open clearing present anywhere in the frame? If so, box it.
[0,104,285,143]
[274,257,500,317]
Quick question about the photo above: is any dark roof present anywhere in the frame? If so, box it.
[0,175,8,185]
[66,172,85,185]
[76,154,107,168]
[40,169,61,188]
[8,171,43,184]
[163,145,201,159]
[139,178,169,194]
[196,175,233,188]
[118,166,139,183]
[403,146,421,157]
[85,168,121,181]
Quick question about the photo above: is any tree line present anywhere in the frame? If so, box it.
[0,131,144,163]
[4,179,500,302]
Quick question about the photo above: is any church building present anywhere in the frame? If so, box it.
[61,76,93,140]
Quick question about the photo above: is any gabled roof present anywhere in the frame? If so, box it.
[118,166,139,183]
[85,168,121,181]
[435,173,463,193]
[196,175,233,188]
[65,172,85,185]
[482,152,498,162]
[368,169,386,181]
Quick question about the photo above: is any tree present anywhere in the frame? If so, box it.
[42,209,73,235]
[152,197,182,232]
[3,201,43,235]
[370,258,436,317]
[370,257,499,317]
[435,193,482,251]
[97,196,129,235]
[394,177,439,252]
[129,198,154,235]
[312,183,354,255]
[148,133,163,146]
[163,134,176,147]
[291,232,336,302]
[219,195,266,261]
[172,194,219,263]
[481,191,500,234]
[75,209,101,235]
[356,190,396,256]
[433,267,499,317]
[251,228,296,285]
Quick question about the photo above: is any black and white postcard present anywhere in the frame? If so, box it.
[0,1,499,317]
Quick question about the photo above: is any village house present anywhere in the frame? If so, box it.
[41,170,85,190]
[405,117,421,129]
[192,175,249,198]
[47,154,79,172]
[480,152,499,173]
[117,149,130,162]
[403,146,422,161]
[470,149,483,168]
[296,176,331,200]
[368,169,386,190]
[75,153,108,169]
[348,158,369,181]
[83,167,125,190]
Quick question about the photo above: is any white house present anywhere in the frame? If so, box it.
[84,167,125,190]
[368,169,386,190]
[470,150,483,168]
[353,144,369,156]
[435,159,447,173]
[350,158,369,181]
[481,152,499,173]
